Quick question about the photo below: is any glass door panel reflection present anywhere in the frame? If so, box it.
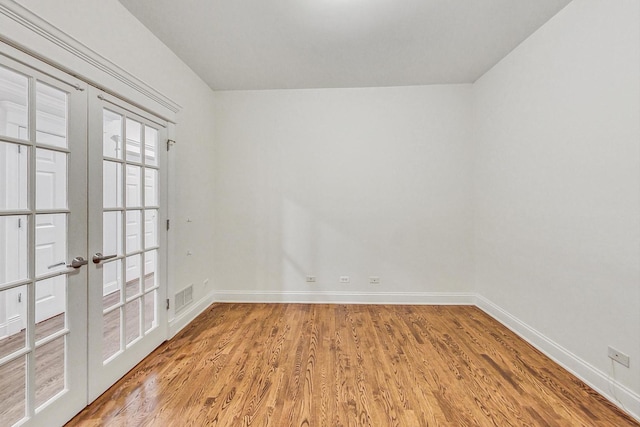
[125,165,141,208]
[0,285,28,360]
[125,118,142,164]
[36,82,68,149]
[103,161,122,209]
[0,216,28,284]
[125,210,142,254]
[35,214,67,276]
[102,260,122,310]
[34,336,65,407]
[0,141,28,210]
[102,308,121,362]
[36,148,67,210]
[103,109,123,159]
[103,211,123,257]
[35,277,67,340]
[0,65,29,140]
[144,210,157,249]
[0,356,27,426]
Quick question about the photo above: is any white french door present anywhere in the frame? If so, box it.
[0,46,168,426]
[87,89,168,401]
[0,53,88,427]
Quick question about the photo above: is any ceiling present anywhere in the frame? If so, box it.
[118,0,572,91]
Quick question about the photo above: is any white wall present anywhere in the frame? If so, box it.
[213,85,473,301]
[473,0,640,413]
[9,0,218,325]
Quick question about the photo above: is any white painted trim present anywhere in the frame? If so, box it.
[0,0,181,120]
[168,290,216,338]
[213,290,476,305]
[475,295,640,422]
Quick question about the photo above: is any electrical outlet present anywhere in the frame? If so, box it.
[339,276,350,284]
[608,346,630,368]
[306,276,316,283]
[369,276,380,285]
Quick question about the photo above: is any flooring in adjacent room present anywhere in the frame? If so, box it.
[67,304,639,426]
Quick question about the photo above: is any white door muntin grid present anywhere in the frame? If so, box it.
[0,52,88,427]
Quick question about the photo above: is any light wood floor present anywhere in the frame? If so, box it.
[67,304,639,426]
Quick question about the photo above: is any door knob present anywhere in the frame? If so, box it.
[93,253,117,264]
[67,256,88,269]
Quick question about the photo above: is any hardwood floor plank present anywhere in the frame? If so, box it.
[66,304,639,427]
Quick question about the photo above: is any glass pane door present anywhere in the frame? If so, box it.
[87,90,167,401]
[0,54,87,427]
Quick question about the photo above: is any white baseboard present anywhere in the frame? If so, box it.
[0,315,23,340]
[213,290,475,305]
[168,290,216,338]
[475,295,640,422]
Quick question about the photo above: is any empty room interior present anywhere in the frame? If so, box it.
[0,0,638,425]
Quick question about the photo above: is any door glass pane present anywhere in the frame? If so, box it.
[144,126,158,166]
[125,254,141,298]
[36,82,67,148]
[125,210,142,254]
[103,308,121,362]
[0,142,28,211]
[102,260,122,310]
[0,355,26,426]
[125,118,142,163]
[36,148,67,210]
[35,214,67,277]
[144,210,157,249]
[144,291,156,333]
[0,216,28,285]
[34,336,65,408]
[144,168,158,207]
[125,298,140,346]
[103,109,123,159]
[0,65,28,140]
[0,285,28,360]
[103,211,123,257]
[144,250,157,291]
[126,165,141,207]
[35,277,66,341]
[103,161,123,208]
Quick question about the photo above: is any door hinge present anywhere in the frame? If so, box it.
[167,139,176,151]
[166,298,170,310]
[166,219,170,230]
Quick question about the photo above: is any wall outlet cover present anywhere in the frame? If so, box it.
[608,346,630,368]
